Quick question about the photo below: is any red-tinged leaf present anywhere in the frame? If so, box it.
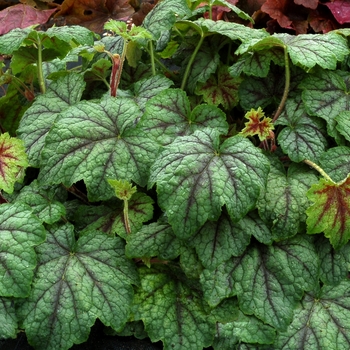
[294,0,318,10]
[195,65,241,110]
[306,176,350,250]
[0,4,57,35]
[0,133,28,194]
[240,107,274,141]
[309,8,338,34]
[261,0,309,34]
[325,0,350,25]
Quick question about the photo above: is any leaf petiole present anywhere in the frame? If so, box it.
[303,159,335,183]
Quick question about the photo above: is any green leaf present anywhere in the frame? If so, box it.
[273,280,350,349]
[129,74,173,110]
[258,158,318,240]
[15,180,66,224]
[125,221,184,260]
[80,193,154,239]
[0,298,17,338]
[18,73,86,167]
[140,88,228,146]
[190,210,251,270]
[335,111,350,141]
[45,25,96,46]
[108,179,137,201]
[300,69,350,141]
[133,265,215,350]
[0,203,45,297]
[318,146,350,183]
[195,65,242,109]
[38,98,159,201]
[195,18,268,42]
[276,97,328,162]
[0,27,33,54]
[212,0,252,22]
[185,44,220,93]
[201,236,318,330]
[306,176,350,250]
[17,224,138,350]
[238,68,285,110]
[229,48,284,78]
[149,129,269,239]
[275,32,349,70]
[0,133,28,194]
[315,236,350,286]
[213,312,276,349]
[142,0,192,39]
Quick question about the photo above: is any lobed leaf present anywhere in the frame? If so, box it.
[142,0,192,39]
[0,203,45,297]
[15,180,66,225]
[125,221,184,261]
[258,158,318,240]
[300,69,350,141]
[274,281,350,349]
[275,32,349,70]
[319,146,350,183]
[190,210,251,271]
[315,236,350,286]
[17,224,138,350]
[201,236,318,330]
[276,97,328,162]
[38,97,159,201]
[195,65,242,110]
[149,128,269,239]
[18,73,86,167]
[140,88,228,146]
[133,265,215,350]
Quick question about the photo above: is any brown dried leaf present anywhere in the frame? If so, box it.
[56,0,135,33]
[0,4,56,35]
[293,0,318,10]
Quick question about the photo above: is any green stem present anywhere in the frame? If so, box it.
[208,4,213,20]
[36,35,46,94]
[181,35,205,90]
[303,159,335,183]
[123,199,131,234]
[149,41,156,76]
[272,45,290,123]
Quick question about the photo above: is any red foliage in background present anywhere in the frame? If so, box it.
[0,0,349,34]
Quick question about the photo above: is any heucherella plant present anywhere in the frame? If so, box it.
[0,0,350,349]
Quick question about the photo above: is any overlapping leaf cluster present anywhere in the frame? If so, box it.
[0,0,350,349]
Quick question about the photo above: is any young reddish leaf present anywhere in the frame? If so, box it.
[325,0,350,25]
[306,176,350,250]
[240,107,274,141]
[0,133,28,194]
[195,65,242,110]
[0,4,57,35]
